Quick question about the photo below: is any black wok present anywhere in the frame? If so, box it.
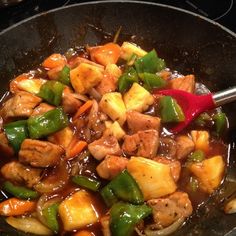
[0,1,236,235]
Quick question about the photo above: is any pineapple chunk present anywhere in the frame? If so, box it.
[191,130,209,152]
[105,64,122,80]
[124,83,154,112]
[127,156,177,200]
[17,78,46,94]
[99,92,126,125]
[120,42,147,60]
[59,190,98,231]
[188,155,225,193]
[70,63,103,94]
[104,121,126,140]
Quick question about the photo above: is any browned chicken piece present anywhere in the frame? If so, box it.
[0,132,14,157]
[100,215,111,236]
[126,111,161,133]
[153,157,181,182]
[96,74,117,95]
[1,161,42,188]
[96,155,128,180]
[62,87,82,114]
[0,91,42,119]
[19,139,64,167]
[169,74,195,93]
[88,135,121,161]
[31,103,55,116]
[158,137,177,158]
[122,129,159,158]
[47,65,64,80]
[175,135,195,160]
[148,191,193,227]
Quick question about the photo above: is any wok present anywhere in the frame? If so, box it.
[0,1,236,235]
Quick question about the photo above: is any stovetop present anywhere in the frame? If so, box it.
[0,0,235,33]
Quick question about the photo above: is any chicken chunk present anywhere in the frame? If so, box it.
[88,135,121,161]
[168,74,195,93]
[96,73,117,95]
[19,139,64,167]
[0,91,42,119]
[96,155,128,180]
[31,103,55,116]
[153,157,181,182]
[122,129,159,158]
[126,111,161,133]
[1,161,42,188]
[148,191,193,227]
[0,132,14,157]
[175,135,195,160]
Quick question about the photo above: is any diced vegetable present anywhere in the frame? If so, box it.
[42,203,59,233]
[110,202,152,236]
[134,49,165,74]
[123,83,154,112]
[104,121,126,140]
[38,81,65,106]
[73,100,93,121]
[187,150,205,163]
[101,170,144,207]
[194,112,211,126]
[58,65,71,86]
[59,190,98,231]
[100,185,118,207]
[72,175,101,192]
[191,130,209,153]
[0,198,36,216]
[99,92,126,125]
[127,157,177,200]
[70,63,103,94]
[118,67,138,92]
[6,216,53,235]
[42,53,66,69]
[159,96,185,123]
[139,72,167,90]
[66,139,87,160]
[120,42,147,61]
[27,107,69,139]
[213,112,227,136]
[3,181,39,200]
[4,120,28,153]
[188,155,225,193]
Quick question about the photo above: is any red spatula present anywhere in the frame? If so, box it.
[154,87,236,133]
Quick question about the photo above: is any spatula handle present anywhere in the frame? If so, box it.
[213,87,236,106]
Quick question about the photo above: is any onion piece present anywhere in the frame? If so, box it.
[71,93,89,102]
[88,88,102,101]
[224,198,236,214]
[136,217,185,236]
[34,160,70,194]
[6,216,53,235]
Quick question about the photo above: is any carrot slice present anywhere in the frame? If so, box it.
[72,100,93,121]
[42,53,66,69]
[89,43,121,66]
[0,198,36,216]
[66,138,87,160]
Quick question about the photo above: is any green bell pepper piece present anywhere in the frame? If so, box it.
[134,49,165,74]
[194,112,211,126]
[37,80,64,106]
[187,150,205,163]
[4,120,28,152]
[100,185,118,207]
[101,170,143,206]
[110,202,152,236]
[27,107,69,139]
[42,203,59,233]
[118,67,138,92]
[72,175,101,192]
[3,181,38,200]
[213,112,227,136]
[58,65,70,86]
[139,72,167,90]
[159,96,185,123]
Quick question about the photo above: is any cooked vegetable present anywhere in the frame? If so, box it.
[120,42,147,60]
[72,175,101,191]
[27,107,69,139]
[187,150,205,163]
[73,100,93,121]
[101,170,143,206]
[213,112,227,136]
[42,53,66,69]
[38,81,65,106]
[42,203,59,233]
[58,65,71,85]
[159,96,185,123]
[104,121,125,140]
[59,190,98,231]
[3,181,39,200]
[4,120,28,152]
[139,72,167,90]
[110,202,152,236]
[124,83,154,112]
[66,139,87,160]
[191,130,209,152]
[99,92,126,125]
[118,67,138,92]
[127,157,177,200]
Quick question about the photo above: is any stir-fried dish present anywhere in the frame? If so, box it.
[0,40,228,236]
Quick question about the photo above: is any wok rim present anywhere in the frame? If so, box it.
[0,0,235,38]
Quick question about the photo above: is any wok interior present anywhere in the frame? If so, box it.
[0,1,236,235]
